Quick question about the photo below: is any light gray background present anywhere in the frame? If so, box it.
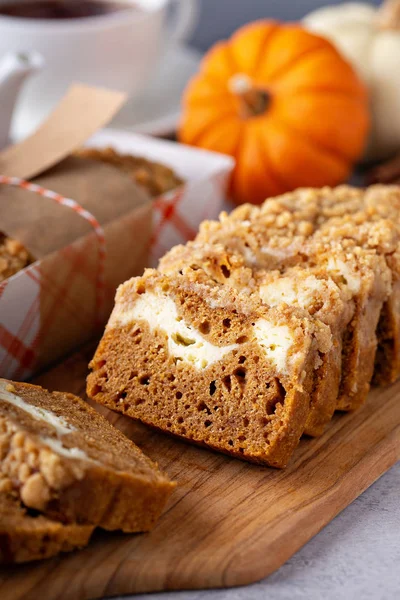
[121,2,399,599]
[190,0,380,50]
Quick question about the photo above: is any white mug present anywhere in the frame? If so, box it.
[0,0,198,140]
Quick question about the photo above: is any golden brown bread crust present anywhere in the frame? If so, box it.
[0,481,93,564]
[87,269,331,468]
[0,380,175,532]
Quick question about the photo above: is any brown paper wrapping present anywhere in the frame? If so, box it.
[0,156,151,258]
[0,84,153,376]
[34,201,151,373]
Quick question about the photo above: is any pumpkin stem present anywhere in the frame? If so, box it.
[378,0,400,30]
[229,74,270,118]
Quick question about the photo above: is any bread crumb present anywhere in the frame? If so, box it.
[0,233,32,282]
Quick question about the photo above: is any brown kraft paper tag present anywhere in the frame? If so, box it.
[0,84,127,180]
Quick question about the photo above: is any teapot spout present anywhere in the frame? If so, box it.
[0,52,43,151]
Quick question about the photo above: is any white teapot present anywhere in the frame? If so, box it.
[0,51,42,150]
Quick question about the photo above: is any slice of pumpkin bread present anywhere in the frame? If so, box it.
[0,379,175,532]
[0,480,93,564]
[87,268,331,468]
[304,240,390,411]
[159,241,353,436]
[256,263,354,434]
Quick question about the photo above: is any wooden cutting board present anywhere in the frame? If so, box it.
[1,344,399,600]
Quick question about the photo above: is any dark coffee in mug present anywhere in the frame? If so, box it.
[0,0,134,19]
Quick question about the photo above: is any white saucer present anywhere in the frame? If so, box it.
[111,44,202,136]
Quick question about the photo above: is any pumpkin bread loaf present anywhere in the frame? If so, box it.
[160,234,390,421]
[87,268,332,468]
[88,185,400,468]
[0,481,93,564]
[0,379,175,532]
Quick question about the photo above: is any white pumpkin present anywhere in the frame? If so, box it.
[303,1,400,161]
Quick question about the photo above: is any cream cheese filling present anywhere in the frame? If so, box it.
[326,257,361,294]
[0,381,97,465]
[111,291,299,373]
[259,275,329,310]
[111,292,239,370]
[0,380,76,435]
[39,436,93,464]
[253,320,295,373]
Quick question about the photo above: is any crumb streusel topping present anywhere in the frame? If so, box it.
[0,233,32,283]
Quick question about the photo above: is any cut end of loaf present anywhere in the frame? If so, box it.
[87,269,330,468]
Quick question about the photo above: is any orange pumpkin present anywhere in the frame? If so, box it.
[179,21,370,205]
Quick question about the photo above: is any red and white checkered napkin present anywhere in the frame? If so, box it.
[0,269,39,380]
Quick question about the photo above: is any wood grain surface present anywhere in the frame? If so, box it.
[0,344,399,600]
